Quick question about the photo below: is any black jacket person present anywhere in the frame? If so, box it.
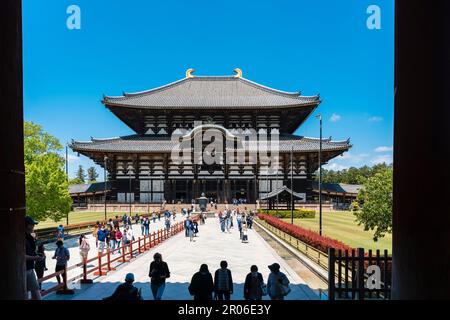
[189,264,214,301]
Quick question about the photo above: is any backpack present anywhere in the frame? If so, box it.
[277,274,291,297]
[80,240,90,252]
[249,274,264,297]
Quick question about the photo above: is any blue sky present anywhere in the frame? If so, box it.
[23,0,394,179]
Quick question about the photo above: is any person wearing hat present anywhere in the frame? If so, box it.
[267,263,291,300]
[25,216,43,300]
[104,273,142,300]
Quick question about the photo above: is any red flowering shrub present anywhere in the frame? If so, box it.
[258,214,353,254]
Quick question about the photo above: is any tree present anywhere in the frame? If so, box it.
[87,167,99,183]
[76,165,86,183]
[319,163,393,185]
[354,167,393,241]
[24,122,72,222]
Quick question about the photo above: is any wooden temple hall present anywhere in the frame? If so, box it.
[70,69,351,204]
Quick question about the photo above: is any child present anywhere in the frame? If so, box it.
[35,243,47,290]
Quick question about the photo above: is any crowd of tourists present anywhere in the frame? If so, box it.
[24,211,176,300]
[105,254,291,301]
[24,207,290,302]
[91,211,181,256]
[218,207,254,243]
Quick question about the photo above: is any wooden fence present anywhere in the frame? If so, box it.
[328,248,392,300]
[255,218,392,300]
[39,215,199,298]
[35,213,162,243]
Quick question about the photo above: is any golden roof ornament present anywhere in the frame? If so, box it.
[186,68,195,78]
[234,68,243,78]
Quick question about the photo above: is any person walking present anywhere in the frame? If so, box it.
[236,210,243,233]
[184,217,190,237]
[126,227,135,256]
[225,210,231,233]
[35,243,47,291]
[149,253,170,300]
[189,264,214,301]
[244,265,266,301]
[267,263,291,300]
[242,223,249,243]
[56,224,65,241]
[122,214,128,227]
[144,217,150,236]
[134,213,140,225]
[97,225,108,253]
[113,216,120,229]
[109,228,117,252]
[107,218,114,230]
[79,234,90,263]
[115,227,123,254]
[25,216,43,300]
[200,212,205,225]
[104,273,143,301]
[165,216,171,231]
[122,227,130,255]
[140,216,145,236]
[247,213,254,229]
[214,261,233,300]
[230,209,234,228]
[219,212,226,233]
[52,240,70,285]
[92,222,100,248]
[193,220,199,237]
[188,218,195,242]
[105,226,112,249]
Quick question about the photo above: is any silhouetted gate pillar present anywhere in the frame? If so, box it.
[0,0,26,300]
[393,0,450,299]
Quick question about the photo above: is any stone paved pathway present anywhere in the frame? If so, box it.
[45,216,318,300]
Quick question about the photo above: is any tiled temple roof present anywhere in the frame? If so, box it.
[70,134,351,154]
[312,181,363,195]
[102,75,320,109]
[260,186,307,200]
[69,182,111,195]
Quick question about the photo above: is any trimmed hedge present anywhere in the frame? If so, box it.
[258,214,353,254]
[257,209,316,219]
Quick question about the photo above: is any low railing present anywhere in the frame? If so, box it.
[255,219,329,271]
[35,213,162,243]
[255,218,392,300]
[39,215,200,298]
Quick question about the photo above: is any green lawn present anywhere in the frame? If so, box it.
[35,211,137,230]
[281,211,392,252]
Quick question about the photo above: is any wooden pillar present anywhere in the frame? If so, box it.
[133,155,140,203]
[246,179,250,203]
[109,155,118,201]
[392,0,450,299]
[0,0,26,300]
[216,179,220,203]
[186,179,189,204]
